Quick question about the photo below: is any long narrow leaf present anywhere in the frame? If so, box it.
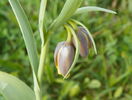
[8,0,39,74]
[49,0,83,31]
[39,0,47,45]
[74,6,117,15]
[0,71,35,100]
[8,1,40,99]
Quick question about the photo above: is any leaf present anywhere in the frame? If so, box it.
[49,0,83,31]
[8,0,39,74]
[69,84,80,97]
[39,0,47,44]
[8,1,40,99]
[74,6,117,15]
[110,71,131,86]
[114,87,123,98]
[96,88,116,99]
[0,71,35,100]
[88,79,101,89]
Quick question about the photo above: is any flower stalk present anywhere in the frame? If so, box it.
[38,41,49,84]
[66,27,72,42]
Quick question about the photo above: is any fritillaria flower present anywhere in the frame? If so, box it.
[54,41,75,76]
[73,26,91,57]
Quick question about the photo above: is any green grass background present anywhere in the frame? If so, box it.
[0,0,132,100]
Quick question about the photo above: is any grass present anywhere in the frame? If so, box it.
[0,0,132,100]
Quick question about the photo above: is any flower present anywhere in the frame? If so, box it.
[73,27,91,57]
[54,41,75,76]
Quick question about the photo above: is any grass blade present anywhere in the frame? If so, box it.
[74,6,117,15]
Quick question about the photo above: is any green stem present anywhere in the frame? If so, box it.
[38,41,49,84]
[37,1,48,98]
[33,71,41,100]
[36,41,49,100]
[37,31,53,83]
[68,21,78,30]
[66,27,72,42]
[34,87,41,100]
[39,0,47,45]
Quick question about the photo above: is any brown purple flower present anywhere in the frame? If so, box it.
[73,27,91,57]
[54,41,75,76]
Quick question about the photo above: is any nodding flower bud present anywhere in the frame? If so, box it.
[73,27,91,57]
[54,41,75,76]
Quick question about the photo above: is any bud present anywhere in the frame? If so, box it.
[73,27,91,57]
[54,41,75,76]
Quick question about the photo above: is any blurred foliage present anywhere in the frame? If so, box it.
[0,0,132,100]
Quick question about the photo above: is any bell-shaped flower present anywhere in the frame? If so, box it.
[73,27,91,57]
[54,41,75,76]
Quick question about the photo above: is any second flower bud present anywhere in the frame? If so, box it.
[73,26,91,57]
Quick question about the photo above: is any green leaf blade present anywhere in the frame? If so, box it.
[39,0,47,45]
[74,6,117,15]
[8,1,40,99]
[8,0,39,73]
[49,0,83,31]
[0,71,35,100]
